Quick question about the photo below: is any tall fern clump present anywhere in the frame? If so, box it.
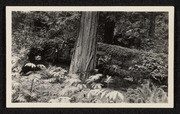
[39,65,67,83]
[125,80,168,103]
[12,74,41,102]
[55,73,125,103]
[87,88,124,103]
[55,73,88,103]
[85,73,124,103]
[12,47,38,102]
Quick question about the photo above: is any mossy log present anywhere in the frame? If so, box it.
[97,43,168,65]
[97,43,168,85]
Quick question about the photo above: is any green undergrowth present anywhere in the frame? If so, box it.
[11,46,168,103]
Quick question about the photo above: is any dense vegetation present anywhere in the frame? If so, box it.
[12,11,168,103]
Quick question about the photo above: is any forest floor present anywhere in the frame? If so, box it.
[11,46,168,103]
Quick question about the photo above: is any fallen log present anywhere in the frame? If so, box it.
[97,43,168,65]
[97,43,168,85]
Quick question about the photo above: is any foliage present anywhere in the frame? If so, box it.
[12,11,80,55]
[12,74,40,102]
[98,12,168,53]
[11,11,169,104]
[12,63,68,102]
[86,74,103,84]
[125,80,168,103]
[40,66,66,78]
[98,43,168,85]
[129,53,168,85]
[87,88,124,103]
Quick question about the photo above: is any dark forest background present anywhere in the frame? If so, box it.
[12,11,168,53]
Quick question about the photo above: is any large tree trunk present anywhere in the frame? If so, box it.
[69,12,99,77]
[103,16,115,44]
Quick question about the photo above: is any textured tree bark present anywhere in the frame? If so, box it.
[69,12,99,76]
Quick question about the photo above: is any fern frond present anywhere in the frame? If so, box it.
[105,91,124,102]
[16,94,27,102]
[65,78,81,86]
[87,88,111,99]
[59,97,71,103]
[86,74,103,84]
[104,75,113,84]
[60,86,80,96]
[87,89,101,99]
[125,81,168,103]
[68,86,81,94]
[98,89,111,99]
[91,83,103,89]
[48,98,60,103]
[76,83,87,90]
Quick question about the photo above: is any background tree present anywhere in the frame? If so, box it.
[103,15,116,44]
[148,12,156,38]
[69,12,99,78]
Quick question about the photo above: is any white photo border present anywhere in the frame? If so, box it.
[6,6,174,108]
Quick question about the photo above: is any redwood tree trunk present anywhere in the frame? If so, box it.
[69,12,99,76]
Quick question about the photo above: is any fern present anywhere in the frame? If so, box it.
[86,74,103,84]
[76,83,87,90]
[60,86,81,97]
[59,97,71,103]
[91,83,103,89]
[87,88,124,103]
[87,89,101,99]
[16,94,27,102]
[65,78,81,86]
[48,98,60,103]
[105,91,124,103]
[40,66,67,81]
[125,80,168,103]
[48,97,71,103]
[104,75,114,86]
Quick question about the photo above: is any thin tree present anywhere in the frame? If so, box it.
[103,16,115,44]
[69,12,99,78]
[149,12,156,38]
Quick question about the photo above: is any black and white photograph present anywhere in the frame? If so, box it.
[6,6,174,108]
